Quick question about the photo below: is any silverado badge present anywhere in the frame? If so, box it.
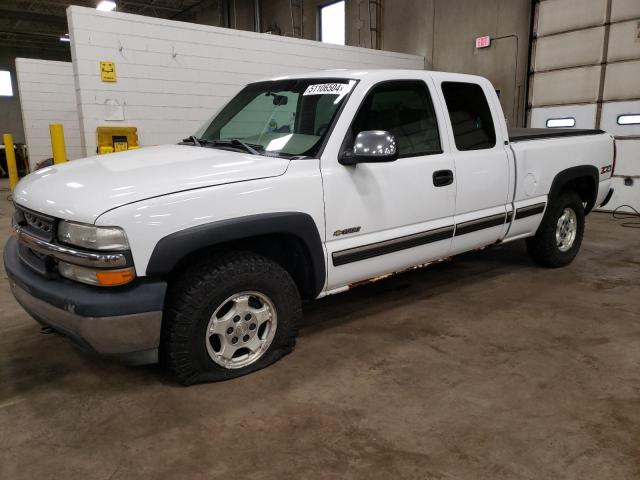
[333,227,361,237]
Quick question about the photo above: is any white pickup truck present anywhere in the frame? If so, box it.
[6,70,615,384]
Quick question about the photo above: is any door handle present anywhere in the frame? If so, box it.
[433,169,454,187]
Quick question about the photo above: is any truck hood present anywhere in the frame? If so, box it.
[13,145,290,223]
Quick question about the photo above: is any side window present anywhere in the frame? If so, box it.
[441,82,496,151]
[349,81,441,157]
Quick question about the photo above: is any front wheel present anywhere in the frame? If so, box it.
[161,252,301,385]
[526,191,585,268]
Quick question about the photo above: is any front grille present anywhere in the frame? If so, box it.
[14,206,59,276]
[23,210,54,234]
[14,206,56,242]
[18,244,54,277]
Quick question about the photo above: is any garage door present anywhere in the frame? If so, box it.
[528,0,640,212]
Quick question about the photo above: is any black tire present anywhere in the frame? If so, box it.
[161,252,301,385]
[526,191,585,268]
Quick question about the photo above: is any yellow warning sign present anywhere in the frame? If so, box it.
[100,61,116,82]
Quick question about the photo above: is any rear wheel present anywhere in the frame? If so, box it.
[161,252,301,385]
[526,191,585,268]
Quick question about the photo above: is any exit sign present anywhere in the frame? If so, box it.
[475,35,491,49]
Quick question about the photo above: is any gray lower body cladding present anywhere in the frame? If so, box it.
[4,237,166,365]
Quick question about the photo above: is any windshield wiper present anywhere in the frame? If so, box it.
[180,137,266,156]
[208,139,264,156]
[180,135,203,147]
[224,139,262,156]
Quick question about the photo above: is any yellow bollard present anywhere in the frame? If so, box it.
[49,123,67,164]
[3,133,19,191]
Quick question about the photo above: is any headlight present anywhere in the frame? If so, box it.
[58,221,129,251]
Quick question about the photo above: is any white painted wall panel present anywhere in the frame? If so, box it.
[15,59,82,169]
[66,6,424,156]
[530,104,597,128]
[607,20,640,63]
[531,66,601,106]
[603,60,640,101]
[610,0,640,22]
[601,100,640,136]
[536,0,607,37]
[534,27,605,72]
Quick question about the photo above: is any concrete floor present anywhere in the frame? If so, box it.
[1,182,639,480]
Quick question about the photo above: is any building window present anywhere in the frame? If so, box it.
[546,117,575,128]
[320,1,345,45]
[0,71,13,97]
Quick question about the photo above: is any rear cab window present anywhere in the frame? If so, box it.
[441,82,496,151]
[345,80,442,158]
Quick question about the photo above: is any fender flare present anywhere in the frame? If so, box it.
[548,165,599,214]
[145,212,326,296]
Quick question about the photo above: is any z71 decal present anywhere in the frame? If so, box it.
[601,165,612,175]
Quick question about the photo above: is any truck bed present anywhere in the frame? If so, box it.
[508,128,604,142]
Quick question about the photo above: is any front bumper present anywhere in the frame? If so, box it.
[4,237,167,365]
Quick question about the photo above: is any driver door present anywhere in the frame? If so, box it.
[321,79,457,290]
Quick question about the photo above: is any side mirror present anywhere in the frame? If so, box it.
[340,130,398,165]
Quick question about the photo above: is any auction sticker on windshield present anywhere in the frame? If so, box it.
[303,83,351,95]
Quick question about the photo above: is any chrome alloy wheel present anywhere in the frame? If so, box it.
[205,291,277,369]
[556,207,578,252]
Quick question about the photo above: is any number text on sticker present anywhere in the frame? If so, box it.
[303,83,349,95]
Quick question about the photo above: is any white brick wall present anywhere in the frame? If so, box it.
[67,6,425,156]
[15,59,83,169]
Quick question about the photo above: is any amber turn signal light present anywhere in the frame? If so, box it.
[96,268,136,286]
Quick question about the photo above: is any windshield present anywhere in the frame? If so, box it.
[195,78,357,158]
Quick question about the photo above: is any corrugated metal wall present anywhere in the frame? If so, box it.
[528,0,640,211]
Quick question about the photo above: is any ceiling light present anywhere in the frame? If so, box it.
[96,1,117,11]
